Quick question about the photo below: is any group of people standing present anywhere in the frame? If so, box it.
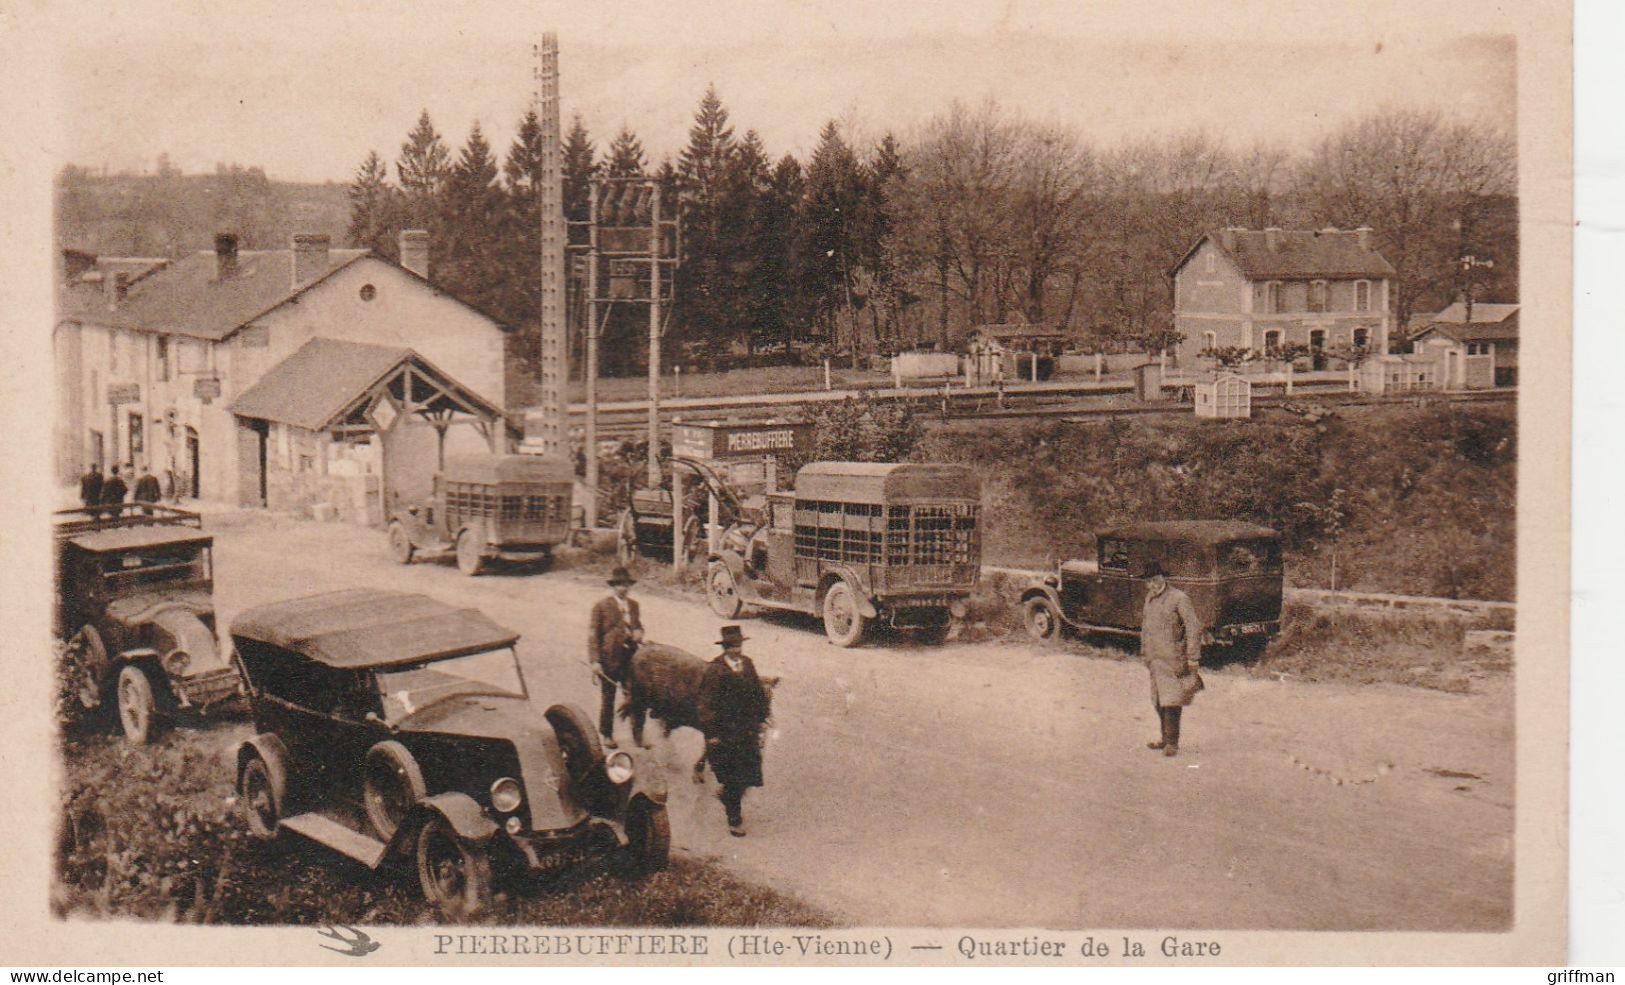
[588,566,772,838]
[78,462,163,513]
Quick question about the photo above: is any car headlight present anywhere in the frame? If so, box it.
[490,777,523,813]
[163,650,191,675]
[605,751,634,785]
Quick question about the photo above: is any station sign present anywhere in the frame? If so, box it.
[106,383,141,405]
[672,420,814,462]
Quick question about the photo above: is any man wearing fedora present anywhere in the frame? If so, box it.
[588,566,644,748]
[698,625,772,837]
[1141,561,1204,757]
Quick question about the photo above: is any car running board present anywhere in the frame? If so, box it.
[281,813,388,868]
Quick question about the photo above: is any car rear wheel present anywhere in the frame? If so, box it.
[706,562,743,618]
[619,797,670,876]
[822,581,867,648]
[363,740,427,842]
[455,529,486,576]
[240,755,283,841]
[67,625,109,711]
[545,704,605,783]
[387,521,414,564]
[117,664,159,744]
[416,814,492,919]
[1024,596,1062,640]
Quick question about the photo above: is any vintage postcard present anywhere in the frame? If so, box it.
[0,0,1570,968]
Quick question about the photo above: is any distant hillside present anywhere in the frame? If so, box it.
[55,165,350,258]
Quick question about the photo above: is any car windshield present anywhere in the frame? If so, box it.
[1220,538,1282,574]
[374,646,526,721]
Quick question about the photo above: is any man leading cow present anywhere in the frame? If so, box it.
[587,565,643,749]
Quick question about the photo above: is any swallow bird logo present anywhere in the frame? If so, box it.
[318,924,381,957]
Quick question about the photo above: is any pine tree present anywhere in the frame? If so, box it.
[767,154,810,354]
[800,121,869,365]
[346,150,400,258]
[562,113,597,224]
[439,123,505,311]
[396,110,451,233]
[605,126,647,177]
[676,86,739,360]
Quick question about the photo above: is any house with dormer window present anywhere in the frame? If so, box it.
[1169,226,1396,368]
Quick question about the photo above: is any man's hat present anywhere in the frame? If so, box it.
[717,625,748,647]
[608,565,637,586]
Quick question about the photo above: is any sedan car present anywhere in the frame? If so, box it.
[230,588,668,917]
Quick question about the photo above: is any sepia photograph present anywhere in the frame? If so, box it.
[0,0,1572,967]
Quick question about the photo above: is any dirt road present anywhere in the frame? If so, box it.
[207,512,1512,930]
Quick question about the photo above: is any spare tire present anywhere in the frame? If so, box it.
[544,704,604,783]
[363,740,427,841]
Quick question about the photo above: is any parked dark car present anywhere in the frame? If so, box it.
[230,589,668,917]
[388,454,574,575]
[1020,520,1283,653]
[706,462,982,646]
[54,504,240,743]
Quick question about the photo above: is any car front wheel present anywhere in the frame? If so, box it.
[455,529,486,576]
[619,797,670,876]
[1024,596,1062,640]
[117,664,159,744]
[387,521,414,564]
[416,814,492,919]
[822,581,867,648]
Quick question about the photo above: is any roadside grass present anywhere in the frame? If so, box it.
[54,727,834,927]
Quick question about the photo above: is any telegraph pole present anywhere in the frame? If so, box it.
[584,176,601,527]
[531,33,566,457]
[647,182,663,489]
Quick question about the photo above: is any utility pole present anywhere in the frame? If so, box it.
[647,182,663,489]
[584,176,601,527]
[531,33,566,457]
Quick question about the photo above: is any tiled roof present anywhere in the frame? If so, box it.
[74,248,368,341]
[1429,302,1519,324]
[1180,229,1397,280]
[229,338,412,430]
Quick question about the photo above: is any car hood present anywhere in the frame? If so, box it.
[105,589,213,625]
[393,694,583,830]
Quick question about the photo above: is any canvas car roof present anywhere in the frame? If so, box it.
[229,588,520,669]
[794,461,980,504]
[66,526,213,553]
[1096,520,1278,545]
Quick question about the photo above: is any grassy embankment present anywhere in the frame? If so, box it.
[54,725,834,927]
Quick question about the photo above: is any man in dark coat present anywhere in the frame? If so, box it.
[79,464,103,508]
[100,465,129,514]
[587,566,643,748]
[133,463,162,515]
[1141,561,1203,757]
[698,624,771,837]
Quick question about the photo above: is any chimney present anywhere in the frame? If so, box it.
[1217,228,1238,251]
[214,233,239,280]
[1354,225,1373,250]
[291,233,331,286]
[112,272,130,304]
[399,229,430,279]
[1263,226,1282,252]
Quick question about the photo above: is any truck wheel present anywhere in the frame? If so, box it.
[387,521,414,564]
[822,582,867,648]
[240,755,284,842]
[364,740,427,841]
[1024,596,1062,640]
[455,529,486,576]
[116,664,159,744]
[706,562,743,618]
[619,797,670,876]
[416,813,492,919]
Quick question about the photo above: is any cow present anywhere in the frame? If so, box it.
[619,641,779,783]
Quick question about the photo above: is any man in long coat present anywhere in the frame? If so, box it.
[587,566,643,748]
[133,463,162,515]
[100,465,129,515]
[79,464,103,509]
[697,624,772,837]
[1141,561,1203,757]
